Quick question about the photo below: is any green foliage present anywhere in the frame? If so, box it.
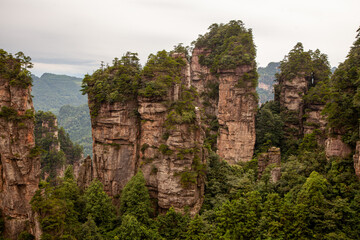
[18,232,35,240]
[0,106,34,122]
[119,170,153,224]
[109,214,160,240]
[194,20,256,73]
[255,100,284,152]
[35,111,82,181]
[84,179,116,229]
[276,42,313,81]
[82,52,141,117]
[58,127,83,164]
[78,215,103,240]
[156,207,190,239]
[236,68,259,88]
[30,172,82,239]
[32,73,87,114]
[323,28,360,146]
[158,144,173,155]
[165,86,198,128]
[177,169,197,188]
[0,49,33,88]
[58,104,92,157]
[139,50,186,98]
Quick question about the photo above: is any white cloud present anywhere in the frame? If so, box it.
[1,0,359,76]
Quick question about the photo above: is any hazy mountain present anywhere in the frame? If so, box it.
[58,104,92,157]
[257,62,280,104]
[32,73,87,114]
[32,73,92,156]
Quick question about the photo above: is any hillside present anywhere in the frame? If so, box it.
[57,104,92,157]
[32,73,87,114]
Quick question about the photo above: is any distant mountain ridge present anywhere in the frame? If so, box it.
[31,73,92,156]
[257,62,280,104]
[32,73,87,114]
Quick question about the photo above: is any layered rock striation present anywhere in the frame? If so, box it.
[0,51,40,239]
[81,21,258,214]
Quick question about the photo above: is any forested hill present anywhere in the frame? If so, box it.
[32,73,87,114]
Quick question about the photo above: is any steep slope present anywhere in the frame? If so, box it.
[81,20,257,214]
[0,50,40,239]
[32,73,87,114]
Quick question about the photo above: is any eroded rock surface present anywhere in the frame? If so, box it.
[257,147,281,183]
[0,78,40,239]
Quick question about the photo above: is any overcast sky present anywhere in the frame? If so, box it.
[0,0,359,77]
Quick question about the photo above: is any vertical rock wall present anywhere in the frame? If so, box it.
[90,100,139,197]
[191,48,257,164]
[216,66,257,164]
[0,78,40,239]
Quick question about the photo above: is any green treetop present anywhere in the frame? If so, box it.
[194,20,256,73]
[0,49,33,88]
[81,52,141,117]
[323,26,360,146]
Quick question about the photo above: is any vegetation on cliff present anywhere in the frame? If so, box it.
[274,42,331,155]
[27,21,360,240]
[194,20,256,73]
[35,111,83,181]
[323,27,360,146]
[58,104,92,157]
[139,50,186,98]
[81,52,141,117]
[0,49,33,88]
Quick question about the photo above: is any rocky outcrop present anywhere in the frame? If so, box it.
[303,104,327,136]
[257,147,281,183]
[90,100,139,197]
[74,156,93,188]
[82,22,258,214]
[216,66,257,164]
[40,117,60,152]
[353,141,360,178]
[277,75,308,138]
[0,78,40,239]
[191,48,257,164]
[325,135,352,158]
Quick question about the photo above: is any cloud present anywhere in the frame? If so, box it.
[1,0,359,75]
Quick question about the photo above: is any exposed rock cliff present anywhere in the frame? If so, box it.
[353,141,360,178]
[0,51,40,239]
[275,43,351,158]
[90,101,139,197]
[216,66,257,164]
[81,21,258,214]
[257,147,281,183]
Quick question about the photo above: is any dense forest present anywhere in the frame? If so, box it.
[1,22,360,240]
[32,73,87,114]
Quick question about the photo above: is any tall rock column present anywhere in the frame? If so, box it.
[138,51,205,215]
[0,51,40,239]
[191,20,258,164]
[90,101,139,197]
[216,66,257,164]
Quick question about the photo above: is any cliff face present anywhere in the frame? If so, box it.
[191,48,257,164]
[81,21,258,214]
[0,78,40,239]
[90,100,139,197]
[216,66,257,164]
[278,75,308,138]
[257,147,281,183]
